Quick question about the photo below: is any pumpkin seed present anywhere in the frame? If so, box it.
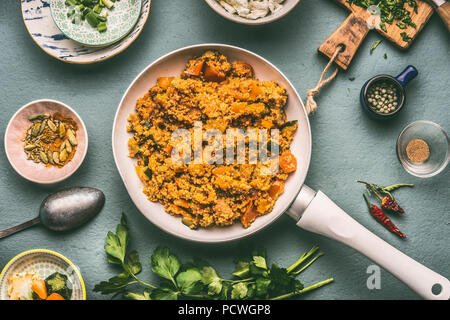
[47,120,57,131]
[53,152,60,164]
[67,129,78,146]
[48,150,54,164]
[39,151,48,164]
[24,114,77,167]
[31,124,41,137]
[65,140,72,153]
[29,114,48,122]
[38,119,47,135]
[60,140,66,152]
[59,123,66,139]
[24,144,36,151]
[59,149,68,162]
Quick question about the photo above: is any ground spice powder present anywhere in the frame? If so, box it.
[406,138,430,163]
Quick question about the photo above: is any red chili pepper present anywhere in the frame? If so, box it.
[359,181,406,214]
[380,196,405,214]
[363,195,406,238]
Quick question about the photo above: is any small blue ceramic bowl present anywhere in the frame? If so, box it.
[360,65,418,120]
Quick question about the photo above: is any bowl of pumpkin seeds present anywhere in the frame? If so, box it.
[4,99,88,184]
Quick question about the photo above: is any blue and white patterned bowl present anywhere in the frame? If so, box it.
[50,0,142,47]
[21,0,151,63]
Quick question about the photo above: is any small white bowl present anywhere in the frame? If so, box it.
[397,120,449,178]
[204,0,302,25]
[4,99,88,185]
[0,249,86,300]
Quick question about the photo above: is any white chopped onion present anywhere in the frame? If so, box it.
[217,0,285,20]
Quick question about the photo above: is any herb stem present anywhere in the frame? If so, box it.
[270,278,334,300]
[223,277,254,284]
[286,245,319,274]
[291,252,324,275]
[122,263,157,289]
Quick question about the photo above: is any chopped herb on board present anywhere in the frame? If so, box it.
[370,40,382,54]
[94,214,334,300]
[346,0,419,42]
[400,32,412,42]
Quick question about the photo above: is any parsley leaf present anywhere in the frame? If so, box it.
[123,250,142,276]
[231,282,248,300]
[124,289,152,300]
[200,266,223,296]
[176,268,203,295]
[104,213,128,264]
[253,256,267,269]
[370,40,382,55]
[151,287,179,300]
[93,273,132,294]
[95,214,334,300]
[151,247,181,283]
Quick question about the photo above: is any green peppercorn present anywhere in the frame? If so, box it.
[367,81,399,114]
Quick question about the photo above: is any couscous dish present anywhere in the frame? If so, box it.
[127,51,298,229]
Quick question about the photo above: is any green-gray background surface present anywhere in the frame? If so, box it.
[0,0,449,300]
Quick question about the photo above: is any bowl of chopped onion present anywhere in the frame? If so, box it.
[204,0,302,25]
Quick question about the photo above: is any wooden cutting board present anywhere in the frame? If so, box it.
[319,0,434,70]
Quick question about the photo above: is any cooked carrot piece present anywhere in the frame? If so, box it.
[231,102,247,113]
[46,293,65,300]
[212,166,233,175]
[268,180,285,199]
[279,151,297,173]
[260,119,273,129]
[204,64,226,82]
[185,61,204,76]
[31,279,47,300]
[241,203,258,228]
[157,77,174,89]
[249,82,263,99]
[174,199,190,208]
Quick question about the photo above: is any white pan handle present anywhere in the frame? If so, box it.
[296,190,450,300]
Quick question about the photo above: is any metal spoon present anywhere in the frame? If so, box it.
[0,187,105,239]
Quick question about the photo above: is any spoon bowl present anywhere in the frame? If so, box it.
[0,187,105,239]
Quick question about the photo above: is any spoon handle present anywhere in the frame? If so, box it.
[0,217,41,239]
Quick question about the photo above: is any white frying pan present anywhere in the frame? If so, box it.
[112,44,450,300]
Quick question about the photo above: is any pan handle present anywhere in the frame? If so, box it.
[293,189,450,300]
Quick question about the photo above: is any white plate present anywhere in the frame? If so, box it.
[204,0,302,25]
[112,44,311,243]
[21,0,151,64]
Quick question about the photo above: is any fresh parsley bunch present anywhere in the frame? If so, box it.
[94,214,334,300]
